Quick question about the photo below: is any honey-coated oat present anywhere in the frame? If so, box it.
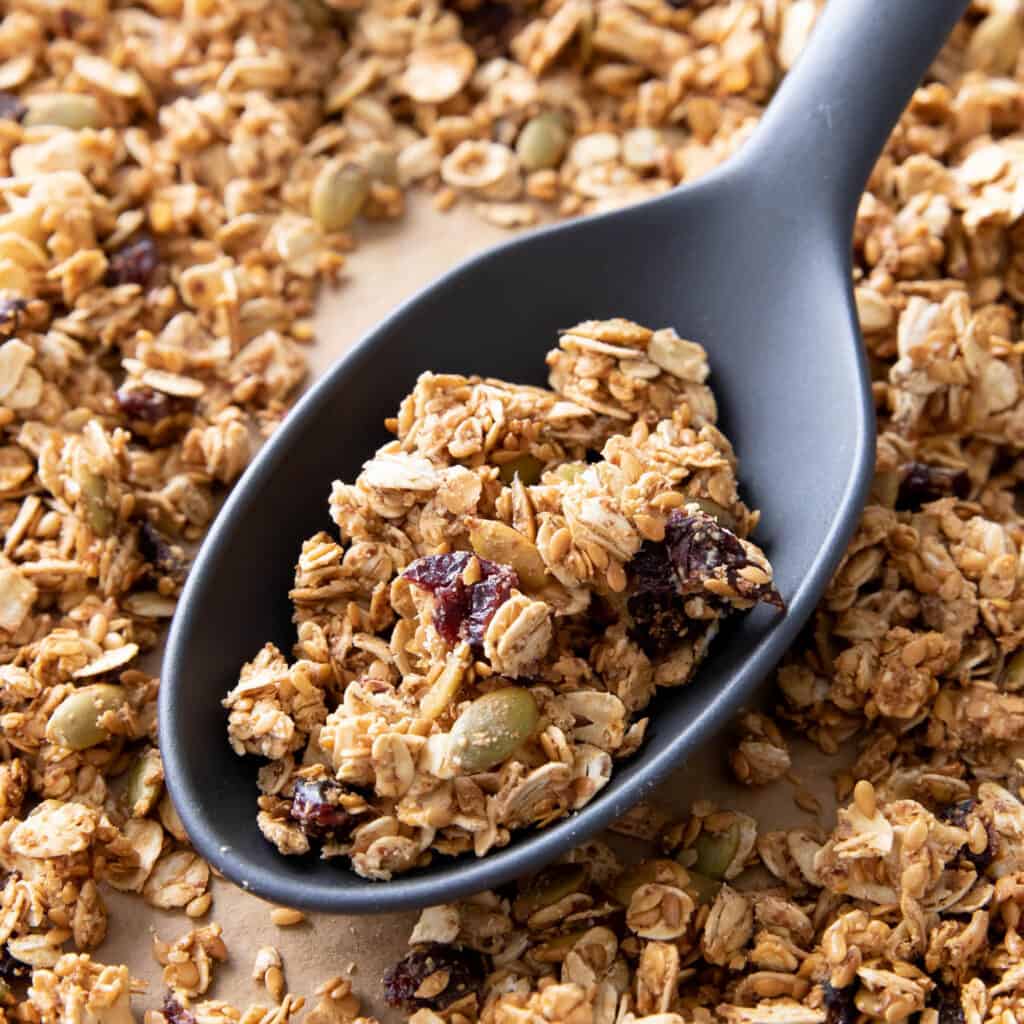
[0,0,1023,1022]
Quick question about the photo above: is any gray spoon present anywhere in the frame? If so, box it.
[162,0,968,913]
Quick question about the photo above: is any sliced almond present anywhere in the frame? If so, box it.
[140,368,206,398]
[72,642,140,679]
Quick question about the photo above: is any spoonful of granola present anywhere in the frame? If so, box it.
[162,0,969,913]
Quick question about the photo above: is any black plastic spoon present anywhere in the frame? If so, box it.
[162,0,969,913]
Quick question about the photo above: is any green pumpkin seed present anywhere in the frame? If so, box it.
[498,453,544,486]
[687,498,738,533]
[469,518,548,590]
[610,858,689,906]
[1004,649,1024,691]
[692,822,741,880]
[513,863,587,921]
[23,93,102,130]
[310,161,370,231]
[516,113,569,172]
[556,462,586,483]
[80,469,115,537]
[47,683,127,750]
[117,747,164,816]
[449,686,538,774]
[684,870,723,905]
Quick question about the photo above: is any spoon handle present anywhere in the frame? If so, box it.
[742,0,970,227]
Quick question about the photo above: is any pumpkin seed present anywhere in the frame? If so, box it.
[79,469,115,537]
[117,747,164,816]
[310,160,370,231]
[516,113,569,172]
[513,863,587,921]
[469,518,548,590]
[449,686,538,774]
[610,858,689,906]
[683,869,722,905]
[556,462,586,483]
[47,683,127,750]
[23,92,102,129]
[692,822,741,880]
[687,498,738,533]
[498,453,544,485]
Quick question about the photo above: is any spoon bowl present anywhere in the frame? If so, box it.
[161,0,967,913]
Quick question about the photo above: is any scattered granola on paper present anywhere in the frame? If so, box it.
[225,317,780,878]
[1,0,1024,1020]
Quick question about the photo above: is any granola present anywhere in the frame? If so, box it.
[226,318,780,878]
[1,0,1024,1020]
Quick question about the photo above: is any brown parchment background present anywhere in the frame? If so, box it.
[96,197,844,1021]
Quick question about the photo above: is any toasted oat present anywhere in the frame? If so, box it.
[3,1,1024,1022]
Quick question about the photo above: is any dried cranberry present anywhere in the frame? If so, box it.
[106,235,160,288]
[383,944,489,1011]
[138,522,188,582]
[822,981,858,1024]
[162,993,197,1024]
[627,588,693,656]
[457,2,525,60]
[0,944,29,984]
[663,510,783,607]
[930,984,965,1024]
[0,93,26,123]
[403,552,517,649]
[289,778,354,840]
[58,8,84,35]
[938,798,975,830]
[626,510,781,654]
[896,462,970,511]
[0,298,26,338]
[115,386,193,424]
[937,799,997,873]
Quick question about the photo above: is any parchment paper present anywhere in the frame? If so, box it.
[96,197,845,1020]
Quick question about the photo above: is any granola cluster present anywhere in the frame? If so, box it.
[226,317,779,878]
[1,0,1024,1019]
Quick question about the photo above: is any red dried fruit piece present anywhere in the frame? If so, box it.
[931,985,966,1024]
[0,298,26,338]
[289,778,355,840]
[162,993,197,1024]
[896,461,969,510]
[115,386,179,423]
[383,944,489,1010]
[627,509,781,655]
[403,551,517,649]
[106,235,160,287]
[138,522,188,582]
[822,981,858,1024]
[0,93,26,123]
[663,509,783,608]
[0,944,29,984]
